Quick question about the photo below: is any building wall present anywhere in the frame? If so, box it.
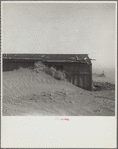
[3,59,92,91]
[44,62,92,91]
[3,59,38,71]
[64,64,92,90]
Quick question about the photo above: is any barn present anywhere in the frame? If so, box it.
[3,54,93,91]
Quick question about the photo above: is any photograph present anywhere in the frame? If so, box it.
[2,53,115,116]
[2,2,116,116]
[1,1,117,148]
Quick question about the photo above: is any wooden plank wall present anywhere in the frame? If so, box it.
[3,59,38,71]
[3,59,92,90]
[64,64,92,90]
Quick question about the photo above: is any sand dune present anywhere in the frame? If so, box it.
[2,68,115,116]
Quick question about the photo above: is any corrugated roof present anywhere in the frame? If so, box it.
[3,54,92,64]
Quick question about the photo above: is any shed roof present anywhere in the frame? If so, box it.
[3,54,92,65]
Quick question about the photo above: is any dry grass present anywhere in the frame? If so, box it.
[54,70,66,81]
[34,61,66,81]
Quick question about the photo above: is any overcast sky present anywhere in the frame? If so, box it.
[2,2,116,68]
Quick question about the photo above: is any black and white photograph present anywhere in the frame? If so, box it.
[2,2,116,116]
[2,53,115,116]
[1,1,117,148]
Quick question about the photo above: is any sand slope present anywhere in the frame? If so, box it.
[2,69,115,116]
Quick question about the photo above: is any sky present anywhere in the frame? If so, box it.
[2,2,116,68]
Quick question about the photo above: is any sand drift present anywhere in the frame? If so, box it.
[2,68,115,116]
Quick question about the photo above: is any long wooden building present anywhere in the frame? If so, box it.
[3,54,93,91]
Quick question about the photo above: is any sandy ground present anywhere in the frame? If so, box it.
[2,69,115,116]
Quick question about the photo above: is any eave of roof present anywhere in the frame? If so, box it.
[3,54,92,65]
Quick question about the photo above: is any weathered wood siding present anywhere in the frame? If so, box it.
[63,64,92,90]
[3,59,37,71]
[3,59,92,91]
